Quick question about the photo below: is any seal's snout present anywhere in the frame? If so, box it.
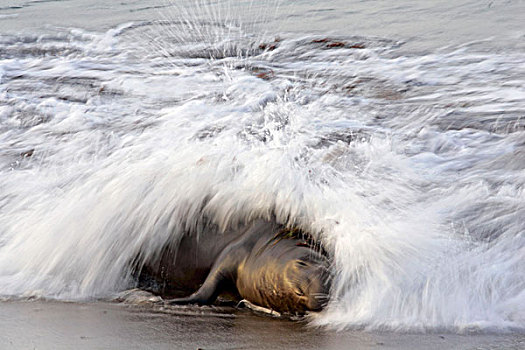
[306,290,330,311]
[292,258,331,312]
[305,277,331,311]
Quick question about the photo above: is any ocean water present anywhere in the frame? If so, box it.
[0,0,524,333]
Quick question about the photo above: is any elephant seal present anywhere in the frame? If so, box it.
[166,219,331,314]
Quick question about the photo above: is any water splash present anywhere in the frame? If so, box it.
[133,0,283,63]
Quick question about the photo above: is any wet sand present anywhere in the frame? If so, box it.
[0,300,523,350]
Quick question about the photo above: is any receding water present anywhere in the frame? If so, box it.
[0,0,524,333]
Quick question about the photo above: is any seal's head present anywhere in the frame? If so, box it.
[283,255,331,312]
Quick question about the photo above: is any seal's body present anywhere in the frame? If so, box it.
[167,219,331,313]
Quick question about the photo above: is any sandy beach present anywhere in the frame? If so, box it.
[1,300,523,350]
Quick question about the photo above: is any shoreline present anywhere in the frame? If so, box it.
[1,300,523,350]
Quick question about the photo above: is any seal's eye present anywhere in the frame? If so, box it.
[294,289,305,297]
[296,260,308,267]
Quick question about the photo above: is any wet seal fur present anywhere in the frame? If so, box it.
[166,219,331,314]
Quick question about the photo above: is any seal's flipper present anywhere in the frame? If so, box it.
[167,248,239,306]
[167,293,210,305]
[167,268,224,305]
